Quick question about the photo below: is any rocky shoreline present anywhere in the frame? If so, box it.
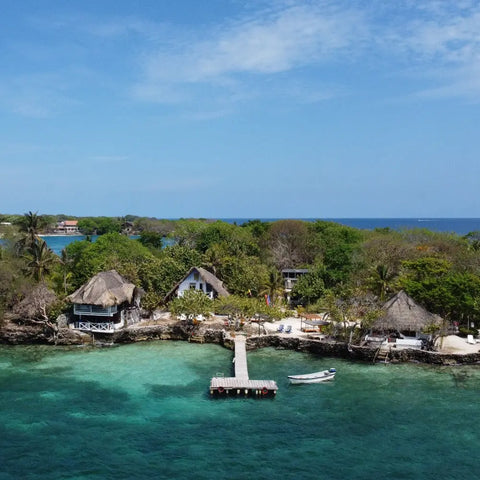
[1,319,480,366]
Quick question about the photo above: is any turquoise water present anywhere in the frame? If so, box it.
[40,235,97,255]
[1,342,479,480]
[41,235,140,255]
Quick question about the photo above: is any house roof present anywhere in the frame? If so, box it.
[164,267,229,302]
[67,270,137,307]
[373,290,442,332]
[64,220,78,226]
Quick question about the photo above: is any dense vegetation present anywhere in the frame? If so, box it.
[0,212,176,236]
[1,212,480,333]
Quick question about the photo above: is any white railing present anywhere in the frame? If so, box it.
[75,321,115,333]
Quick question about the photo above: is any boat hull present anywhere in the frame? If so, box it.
[288,370,336,384]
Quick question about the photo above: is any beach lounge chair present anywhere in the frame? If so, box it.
[467,334,476,345]
[285,325,292,334]
[277,324,284,333]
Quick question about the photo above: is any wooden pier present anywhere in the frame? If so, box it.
[210,336,278,397]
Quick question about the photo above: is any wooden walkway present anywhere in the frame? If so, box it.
[210,335,278,397]
[233,335,249,380]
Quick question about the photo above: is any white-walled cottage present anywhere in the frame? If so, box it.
[164,267,229,303]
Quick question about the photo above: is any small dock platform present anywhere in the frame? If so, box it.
[210,336,278,397]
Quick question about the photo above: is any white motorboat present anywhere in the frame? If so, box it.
[288,368,336,384]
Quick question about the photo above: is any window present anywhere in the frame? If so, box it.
[189,283,196,289]
[193,272,200,281]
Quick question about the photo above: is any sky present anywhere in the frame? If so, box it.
[1,0,480,219]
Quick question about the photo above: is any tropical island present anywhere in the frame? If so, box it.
[1,211,480,364]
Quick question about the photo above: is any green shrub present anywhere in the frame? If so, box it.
[458,326,478,338]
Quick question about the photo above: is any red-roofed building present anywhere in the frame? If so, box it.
[56,220,79,234]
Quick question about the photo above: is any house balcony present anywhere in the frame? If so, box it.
[74,304,118,317]
[74,321,121,333]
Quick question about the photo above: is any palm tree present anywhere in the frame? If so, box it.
[25,238,58,282]
[261,269,285,306]
[370,264,396,302]
[204,244,224,275]
[16,211,40,254]
[59,248,73,294]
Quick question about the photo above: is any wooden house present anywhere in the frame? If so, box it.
[282,268,308,303]
[67,270,143,333]
[369,290,442,345]
[164,267,229,303]
[281,269,309,290]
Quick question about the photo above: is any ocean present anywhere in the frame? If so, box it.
[41,235,138,255]
[1,341,479,480]
[41,219,480,255]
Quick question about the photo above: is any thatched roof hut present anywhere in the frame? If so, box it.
[374,290,442,333]
[68,270,140,308]
[164,267,229,303]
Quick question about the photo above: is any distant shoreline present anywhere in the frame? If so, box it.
[39,234,85,237]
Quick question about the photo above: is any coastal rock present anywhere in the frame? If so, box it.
[56,314,69,329]
[0,322,52,344]
[0,319,89,345]
[2,318,480,365]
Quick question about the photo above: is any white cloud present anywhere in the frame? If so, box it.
[7,0,480,120]
[385,3,480,99]
[133,2,366,104]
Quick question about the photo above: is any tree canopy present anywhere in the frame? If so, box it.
[2,214,480,330]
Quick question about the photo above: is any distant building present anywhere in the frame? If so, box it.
[281,268,309,302]
[121,221,134,234]
[164,267,229,303]
[67,270,143,333]
[56,220,79,234]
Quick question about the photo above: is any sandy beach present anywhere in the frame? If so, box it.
[435,334,480,354]
[265,317,480,355]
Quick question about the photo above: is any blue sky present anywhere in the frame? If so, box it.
[1,0,480,218]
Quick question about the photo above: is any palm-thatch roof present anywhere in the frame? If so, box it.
[164,267,229,302]
[373,290,442,332]
[67,270,138,307]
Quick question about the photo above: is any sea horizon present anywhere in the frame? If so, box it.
[219,217,480,235]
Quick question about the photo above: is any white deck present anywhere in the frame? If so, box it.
[210,377,278,390]
[233,336,249,380]
[210,335,278,394]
